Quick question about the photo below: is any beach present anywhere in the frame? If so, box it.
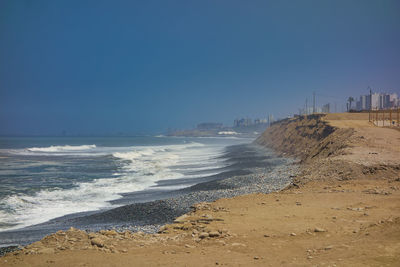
[1,113,400,266]
[0,137,295,247]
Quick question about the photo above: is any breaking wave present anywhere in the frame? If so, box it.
[0,140,233,231]
[27,144,97,152]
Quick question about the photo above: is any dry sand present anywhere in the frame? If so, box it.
[1,113,400,266]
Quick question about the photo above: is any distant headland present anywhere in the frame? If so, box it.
[166,116,275,138]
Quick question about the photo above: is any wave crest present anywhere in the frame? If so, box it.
[27,145,97,152]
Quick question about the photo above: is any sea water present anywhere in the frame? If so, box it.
[0,136,249,233]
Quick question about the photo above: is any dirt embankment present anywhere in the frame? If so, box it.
[255,114,400,186]
[255,114,353,162]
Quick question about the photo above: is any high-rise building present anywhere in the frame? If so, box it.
[390,93,398,107]
[356,91,399,110]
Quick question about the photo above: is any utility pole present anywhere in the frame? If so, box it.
[369,86,372,122]
[313,92,316,114]
[305,98,308,115]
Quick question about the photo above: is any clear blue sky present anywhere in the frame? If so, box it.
[1,0,399,135]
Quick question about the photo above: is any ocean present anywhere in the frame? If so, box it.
[0,136,251,246]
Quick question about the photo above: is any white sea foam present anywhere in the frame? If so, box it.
[218,131,239,135]
[0,141,234,231]
[27,144,97,152]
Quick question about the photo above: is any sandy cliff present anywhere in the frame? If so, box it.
[255,114,353,161]
[256,113,400,186]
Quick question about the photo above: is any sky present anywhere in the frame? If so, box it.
[1,0,399,135]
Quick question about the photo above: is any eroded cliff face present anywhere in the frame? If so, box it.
[255,114,400,185]
[254,114,354,162]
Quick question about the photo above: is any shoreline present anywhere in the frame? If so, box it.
[0,143,297,250]
[1,113,400,266]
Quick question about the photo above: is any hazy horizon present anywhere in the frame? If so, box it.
[1,0,399,136]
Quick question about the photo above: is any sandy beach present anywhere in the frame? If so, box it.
[1,113,400,266]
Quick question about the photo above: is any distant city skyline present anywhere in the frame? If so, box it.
[1,1,399,136]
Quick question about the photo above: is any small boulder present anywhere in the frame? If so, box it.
[199,232,209,239]
[174,214,188,223]
[314,227,326,233]
[209,231,220,238]
[56,230,66,236]
[103,230,118,237]
[88,233,97,239]
[91,238,105,248]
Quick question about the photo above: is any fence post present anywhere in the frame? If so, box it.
[369,109,370,122]
[390,109,392,127]
[398,108,399,127]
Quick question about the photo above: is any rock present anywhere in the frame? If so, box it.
[209,231,220,238]
[56,230,66,236]
[158,226,169,233]
[254,256,259,260]
[103,230,118,237]
[314,227,326,232]
[202,214,213,219]
[231,243,246,247]
[91,238,105,248]
[199,232,209,239]
[174,214,189,223]
[263,234,270,237]
[185,244,196,249]
[324,245,333,250]
[290,233,297,236]
[88,233,97,239]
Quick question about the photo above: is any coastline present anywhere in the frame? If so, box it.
[1,113,400,266]
[0,143,297,249]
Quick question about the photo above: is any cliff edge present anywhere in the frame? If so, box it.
[255,114,354,162]
[255,113,400,185]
